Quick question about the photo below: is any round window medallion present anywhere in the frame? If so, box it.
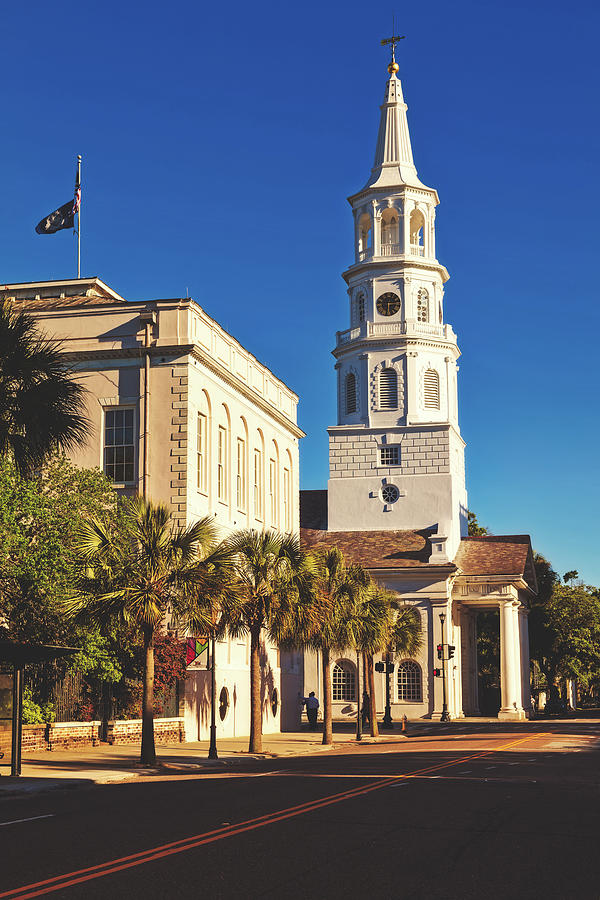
[381,484,400,504]
[219,686,230,721]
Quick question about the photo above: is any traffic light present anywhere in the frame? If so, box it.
[374,661,385,673]
[387,662,395,674]
[448,645,455,659]
[433,668,441,677]
[437,643,443,660]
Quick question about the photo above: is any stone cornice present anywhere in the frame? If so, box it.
[332,334,461,361]
[343,257,450,284]
[63,345,306,440]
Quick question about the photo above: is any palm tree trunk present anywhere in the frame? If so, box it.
[322,646,332,745]
[249,627,262,753]
[141,624,156,766]
[367,653,379,738]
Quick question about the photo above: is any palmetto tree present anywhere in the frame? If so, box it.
[345,580,393,737]
[301,549,368,746]
[220,529,316,753]
[0,300,88,477]
[67,496,236,765]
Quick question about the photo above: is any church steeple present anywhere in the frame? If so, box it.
[327,51,467,558]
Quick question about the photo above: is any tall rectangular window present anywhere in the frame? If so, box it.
[197,413,207,493]
[104,408,135,483]
[269,458,277,525]
[254,449,263,520]
[217,426,228,502]
[236,437,246,511]
[283,467,291,533]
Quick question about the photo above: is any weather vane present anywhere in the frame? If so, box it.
[381,16,405,74]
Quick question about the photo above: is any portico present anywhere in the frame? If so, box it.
[454,556,536,720]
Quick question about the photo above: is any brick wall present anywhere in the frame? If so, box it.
[21,724,48,752]
[107,717,185,745]
[47,721,101,751]
[329,427,450,479]
[13,718,185,753]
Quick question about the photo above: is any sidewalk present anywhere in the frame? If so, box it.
[0,727,407,797]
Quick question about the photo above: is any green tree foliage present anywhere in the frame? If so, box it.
[0,301,88,477]
[220,529,316,753]
[67,497,235,765]
[0,456,130,709]
[467,510,489,536]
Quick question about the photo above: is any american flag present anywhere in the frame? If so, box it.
[73,178,81,215]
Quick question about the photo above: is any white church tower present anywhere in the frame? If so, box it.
[328,49,468,560]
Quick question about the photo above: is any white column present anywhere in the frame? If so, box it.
[499,600,524,720]
[519,609,532,714]
[402,199,411,255]
[372,201,380,257]
[353,210,360,262]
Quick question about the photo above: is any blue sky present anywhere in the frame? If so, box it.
[2,0,599,583]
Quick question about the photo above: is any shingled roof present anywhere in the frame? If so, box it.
[301,527,440,569]
[454,535,537,590]
[301,523,537,590]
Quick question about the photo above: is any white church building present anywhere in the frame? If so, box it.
[287,53,536,723]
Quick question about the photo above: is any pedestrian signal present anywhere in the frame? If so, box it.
[437,644,443,660]
[433,668,441,677]
[374,662,385,673]
[448,645,455,659]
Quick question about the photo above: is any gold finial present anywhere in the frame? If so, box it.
[381,20,405,75]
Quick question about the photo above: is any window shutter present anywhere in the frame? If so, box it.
[345,373,357,414]
[379,368,398,409]
[423,369,440,408]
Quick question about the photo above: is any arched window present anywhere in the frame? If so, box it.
[397,660,422,702]
[423,369,440,409]
[381,207,399,252]
[358,213,372,257]
[409,209,425,256]
[332,661,356,702]
[417,288,429,323]
[379,368,398,409]
[345,372,357,415]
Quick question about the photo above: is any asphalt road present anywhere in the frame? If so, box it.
[1,725,600,899]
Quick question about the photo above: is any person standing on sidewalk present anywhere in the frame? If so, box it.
[304,692,319,730]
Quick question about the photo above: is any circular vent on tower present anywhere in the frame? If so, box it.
[381,484,400,504]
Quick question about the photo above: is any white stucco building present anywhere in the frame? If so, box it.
[3,278,303,739]
[289,55,536,723]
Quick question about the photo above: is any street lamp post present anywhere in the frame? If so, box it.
[381,649,393,729]
[355,651,362,741]
[208,634,218,759]
[439,612,451,723]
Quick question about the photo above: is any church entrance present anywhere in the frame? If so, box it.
[476,610,500,716]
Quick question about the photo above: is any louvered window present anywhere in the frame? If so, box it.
[345,373,357,414]
[357,293,365,322]
[379,368,398,409]
[424,369,440,409]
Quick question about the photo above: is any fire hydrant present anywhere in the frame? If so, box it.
[401,714,408,733]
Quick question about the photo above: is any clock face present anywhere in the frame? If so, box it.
[376,292,401,317]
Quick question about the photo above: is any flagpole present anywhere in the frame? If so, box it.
[77,155,81,278]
